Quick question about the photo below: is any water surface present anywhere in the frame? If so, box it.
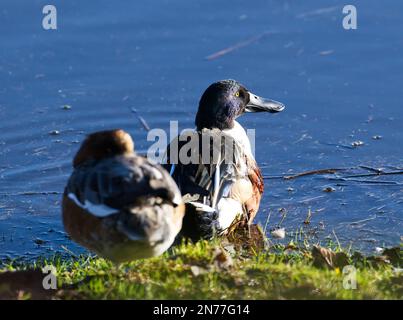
[0,0,402,259]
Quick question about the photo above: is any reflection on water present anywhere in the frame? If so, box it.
[0,0,402,259]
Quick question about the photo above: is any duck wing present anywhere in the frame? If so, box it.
[164,129,250,238]
[165,129,248,201]
[65,155,182,218]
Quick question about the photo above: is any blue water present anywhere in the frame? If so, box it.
[0,0,402,259]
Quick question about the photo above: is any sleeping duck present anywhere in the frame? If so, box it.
[62,129,185,262]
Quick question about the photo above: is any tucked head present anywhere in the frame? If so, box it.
[195,79,285,130]
[73,129,134,167]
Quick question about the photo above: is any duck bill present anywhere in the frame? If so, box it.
[245,92,285,113]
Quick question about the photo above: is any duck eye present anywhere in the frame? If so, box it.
[235,91,240,97]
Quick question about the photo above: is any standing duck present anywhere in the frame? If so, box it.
[165,80,284,241]
[63,129,185,262]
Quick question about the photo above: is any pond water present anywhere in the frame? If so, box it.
[0,0,402,259]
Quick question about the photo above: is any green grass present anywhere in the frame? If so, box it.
[1,239,401,300]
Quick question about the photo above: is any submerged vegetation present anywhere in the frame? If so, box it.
[0,231,401,300]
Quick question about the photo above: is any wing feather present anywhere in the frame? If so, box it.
[66,155,181,217]
[165,129,248,206]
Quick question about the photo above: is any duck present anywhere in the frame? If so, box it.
[165,79,284,241]
[62,129,185,262]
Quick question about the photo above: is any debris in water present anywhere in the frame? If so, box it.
[287,187,294,192]
[49,130,60,136]
[351,140,364,147]
[372,135,382,140]
[359,165,384,173]
[282,168,343,180]
[130,107,151,131]
[33,238,46,245]
[323,186,336,192]
[61,105,72,110]
[0,191,62,196]
[205,31,275,61]
[271,227,285,239]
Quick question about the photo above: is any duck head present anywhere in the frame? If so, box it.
[195,79,285,130]
[73,129,135,167]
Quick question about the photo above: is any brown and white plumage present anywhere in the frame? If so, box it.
[166,123,263,240]
[62,129,185,262]
[165,80,284,241]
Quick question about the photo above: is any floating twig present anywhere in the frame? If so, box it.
[342,171,403,179]
[262,174,286,180]
[336,182,402,187]
[263,168,344,180]
[130,107,151,131]
[330,177,402,185]
[0,191,62,196]
[283,168,344,180]
[205,31,276,61]
[358,165,385,173]
[264,165,403,183]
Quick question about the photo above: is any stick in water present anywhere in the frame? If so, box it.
[205,31,276,61]
[130,107,151,131]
